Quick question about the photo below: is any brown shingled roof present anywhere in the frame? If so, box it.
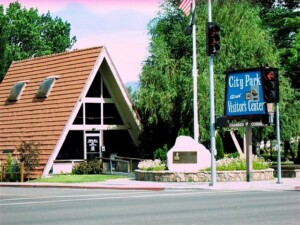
[0,46,141,178]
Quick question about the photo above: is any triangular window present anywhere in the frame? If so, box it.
[7,81,27,101]
[103,82,111,98]
[86,72,111,98]
[86,72,101,97]
[73,105,83,125]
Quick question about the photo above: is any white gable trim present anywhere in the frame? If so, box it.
[42,48,105,177]
[42,46,142,177]
[102,48,142,129]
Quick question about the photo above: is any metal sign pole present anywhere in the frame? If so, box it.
[208,0,216,186]
[276,103,282,183]
[246,120,253,182]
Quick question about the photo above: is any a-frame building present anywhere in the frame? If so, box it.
[0,46,141,178]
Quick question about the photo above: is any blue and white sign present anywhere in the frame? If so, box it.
[225,69,266,117]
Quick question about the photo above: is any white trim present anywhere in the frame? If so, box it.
[100,48,142,145]
[42,48,106,177]
[82,97,114,104]
[70,124,128,130]
[84,132,101,159]
[42,46,141,177]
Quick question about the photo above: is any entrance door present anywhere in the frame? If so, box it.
[85,134,101,160]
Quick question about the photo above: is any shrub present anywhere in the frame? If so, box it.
[88,160,103,174]
[138,159,166,171]
[226,152,240,158]
[204,155,272,171]
[72,160,103,175]
[3,154,21,182]
[177,128,190,136]
[17,141,40,178]
[216,132,225,160]
[153,144,168,162]
[252,156,272,170]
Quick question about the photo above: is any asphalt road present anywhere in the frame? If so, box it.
[0,187,299,225]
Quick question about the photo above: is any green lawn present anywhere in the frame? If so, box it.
[31,174,127,183]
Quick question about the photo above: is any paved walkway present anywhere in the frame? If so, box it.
[1,178,299,191]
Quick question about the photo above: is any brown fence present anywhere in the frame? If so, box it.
[0,163,24,182]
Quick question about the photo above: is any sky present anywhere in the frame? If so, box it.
[1,0,162,84]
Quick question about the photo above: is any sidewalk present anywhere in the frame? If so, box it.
[0,177,299,191]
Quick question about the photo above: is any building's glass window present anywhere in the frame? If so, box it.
[104,103,123,125]
[36,77,57,98]
[85,103,101,124]
[7,81,27,101]
[86,72,101,97]
[73,105,83,125]
[57,131,84,159]
[103,82,111,98]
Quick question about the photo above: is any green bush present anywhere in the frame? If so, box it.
[88,160,103,174]
[72,160,103,175]
[177,128,190,136]
[226,152,240,158]
[153,144,168,162]
[216,132,225,160]
[3,154,21,182]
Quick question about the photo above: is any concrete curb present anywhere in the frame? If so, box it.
[1,178,299,191]
[0,183,165,191]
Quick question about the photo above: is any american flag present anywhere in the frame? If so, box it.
[178,0,192,16]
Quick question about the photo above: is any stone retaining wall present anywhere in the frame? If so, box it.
[135,169,274,182]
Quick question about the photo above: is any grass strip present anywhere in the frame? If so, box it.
[31,174,127,183]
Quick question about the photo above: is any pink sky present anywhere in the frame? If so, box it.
[1,0,162,83]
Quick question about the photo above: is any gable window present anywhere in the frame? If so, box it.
[36,76,58,98]
[7,81,27,101]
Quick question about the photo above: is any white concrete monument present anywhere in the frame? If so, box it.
[167,136,211,172]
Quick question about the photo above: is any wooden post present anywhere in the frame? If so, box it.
[127,161,130,174]
[1,165,4,182]
[246,120,253,182]
[20,163,24,182]
[109,160,113,174]
[230,130,244,156]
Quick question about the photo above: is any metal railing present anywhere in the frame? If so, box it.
[99,156,146,175]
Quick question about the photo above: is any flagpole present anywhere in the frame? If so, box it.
[192,0,199,142]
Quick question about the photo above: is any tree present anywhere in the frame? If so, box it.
[17,140,41,179]
[0,2,76,82]
[136,0,193,157]
[0,5,8,82]
[136,0,298,157]
[259,2,300,88]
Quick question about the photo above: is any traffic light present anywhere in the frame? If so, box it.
[215,116,227,128]
[206,22,220,56]
[261,68,279,103]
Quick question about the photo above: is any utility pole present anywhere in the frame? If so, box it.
[276,103,282,183]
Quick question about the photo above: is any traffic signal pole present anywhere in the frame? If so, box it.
[208,0,217,186]
[276,103,282,184]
